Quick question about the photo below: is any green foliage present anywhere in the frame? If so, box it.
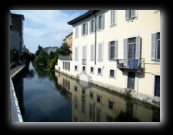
[47,58,57,70]
[34,50,49,66]
[59,43,72,56]
[35,45,43,56]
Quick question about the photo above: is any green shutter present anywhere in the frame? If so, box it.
[135,36,141,59]
[86,23,88,35]
[126,10,130,20]
[102,14,105,29]
[115,40,118,59]
[151,33,156,60]
[108,42,110,59]
[123,39,128,66]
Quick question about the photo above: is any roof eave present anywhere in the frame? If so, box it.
[68,10,99,25]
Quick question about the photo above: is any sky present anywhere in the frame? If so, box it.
[10,10,88,54]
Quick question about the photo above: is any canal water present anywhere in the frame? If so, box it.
[13,62,160,122]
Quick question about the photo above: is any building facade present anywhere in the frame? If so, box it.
[42,46,58,55]
[10,12,25,54]
[55,10,160,99]
[64,32,73,53]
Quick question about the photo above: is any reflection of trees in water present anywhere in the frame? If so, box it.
[32,62,48,79]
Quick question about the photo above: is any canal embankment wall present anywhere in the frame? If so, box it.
[10,64,28,122]
[55,67,160,109]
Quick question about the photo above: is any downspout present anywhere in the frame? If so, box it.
[94,14,97,65]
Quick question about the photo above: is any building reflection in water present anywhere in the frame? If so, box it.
[55,72,160,122]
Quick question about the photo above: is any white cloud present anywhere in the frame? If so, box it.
[11,10,86,53]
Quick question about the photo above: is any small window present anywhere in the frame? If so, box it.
[90,67,94,74]
[110,70,115,78]
[97,95,102,103]
[74,65,77,71]
[98,68,102,75]
[108,100,114,110]
[110,10,116,26]
[90,19,95,33]
[126,10,137,20]
[82,89,85,94]
[97,14,104,30]
[151,32,160,61]
[83,66,85,71]
[90,92,93,98]
[74,86,77,91]
[110,41,115,59]
[82,23,88,36]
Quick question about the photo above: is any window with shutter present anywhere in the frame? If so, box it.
[97,14,104,30]
[110,10,116,26]
[126,10,137,20]
[151,32,160,61]
[90,45,94,60]
[123,39,128,66]
[75,26,78,38]
[90,19,95,33]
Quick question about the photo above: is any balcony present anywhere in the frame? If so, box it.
[59,55,72,61]
[116,58,144,71]
[82,59,86,65]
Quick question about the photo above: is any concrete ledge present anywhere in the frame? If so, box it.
[10,65,25,122]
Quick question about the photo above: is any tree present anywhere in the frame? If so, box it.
[59,43,72,56]
[35,45,43,56]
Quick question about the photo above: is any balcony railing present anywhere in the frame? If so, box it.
[82,59,86,65]
[116,58,145,70]
[59,55,72,60]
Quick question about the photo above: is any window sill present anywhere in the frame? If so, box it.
[109,76,115,79]
[110,24,116,28]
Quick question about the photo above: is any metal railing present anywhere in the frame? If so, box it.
[116,58,145,69]
[59,55,72,60]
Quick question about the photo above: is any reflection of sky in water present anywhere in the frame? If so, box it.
[23,70,72,122]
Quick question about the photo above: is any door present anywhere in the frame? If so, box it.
[127,72,135,89]
[154,76,160,97]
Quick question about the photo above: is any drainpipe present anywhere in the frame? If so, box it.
[94,14,97,65]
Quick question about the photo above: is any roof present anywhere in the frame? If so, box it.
[11,13,25,20]
[65,32,73,38]
[68,10,99,25]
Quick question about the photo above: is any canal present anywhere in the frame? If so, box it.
[13,62,160,122]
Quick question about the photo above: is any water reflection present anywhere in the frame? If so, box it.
[55,72,160,122]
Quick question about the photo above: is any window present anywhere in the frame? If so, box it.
[126,10,137,20]
[74,65,78,71]
[108,100,114,110]
[82,46,87,64]
[123,36,141,67]
[74,86,77,91]
[82,89,85,94]
[98,43,103,60]
[151,32,160,61]
[81,22,88,36]
[97,14,104,30]
[108,40,118,60]
[96,108,101,122]
[83,66,85,71]
[110,10,116,26]
[81,96,86,113]
[90,45,95,61]
[110,70,115,78]
[63,61,70,71]
[90,67,94,74]
[154,75,160,97]
[90,19,95,33]
[75,47,78,61]
[128,38,136,59]
[98,68,102,75]
[90,92,93,98]
[97,95,102,103]
[89,103,93,119]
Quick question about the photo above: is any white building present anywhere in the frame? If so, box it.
[55,10,160,101]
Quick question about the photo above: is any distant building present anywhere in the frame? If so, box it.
[43,46,58,55]
[64,32,73,54]
[10,12,25,55]
[23,45,29,54]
